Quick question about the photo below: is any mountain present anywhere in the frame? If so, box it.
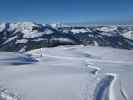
[0,22,133,52]
[0,22,79,52]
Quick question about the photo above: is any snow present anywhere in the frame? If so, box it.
[106,73,117,100]
[0,88,19,100]
[99,32,119,37]
[94,41,99,46]
[44,28,54,34]
[0,45,133,100]
[3,22,37,33]
[1,22,133,51]
[0,52,37,65]
[32,38,46,42]
[23,32,45,38]
[2,36,17,45]
[0,23,6,32]
[16,39,28,44]
[28,45,133,100]
[71,29,88,34]
[52,37,76,43]
[0,22,46,39]
[122,31,133,40]
[96,26,117,32]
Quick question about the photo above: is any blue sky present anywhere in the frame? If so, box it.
[0,0,133,24]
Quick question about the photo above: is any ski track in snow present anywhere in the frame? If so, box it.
[42,54,120,100]
[93,73,117,100]
[29,51,129,100]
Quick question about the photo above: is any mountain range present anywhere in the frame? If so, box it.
[0,22,133,52]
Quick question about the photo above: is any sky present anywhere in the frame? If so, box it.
[0,0,133,24]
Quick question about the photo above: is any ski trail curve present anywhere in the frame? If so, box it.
[93,73,117,100]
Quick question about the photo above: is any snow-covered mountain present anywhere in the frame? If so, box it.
[0,45,133,100]
[0,22,133,51]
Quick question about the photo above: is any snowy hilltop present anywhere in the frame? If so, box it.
[0,22,133,52]
[0,45,133,100]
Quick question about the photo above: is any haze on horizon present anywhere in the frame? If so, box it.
[0,0,133,25]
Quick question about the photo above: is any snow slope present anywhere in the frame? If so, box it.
[0,45,132,100]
